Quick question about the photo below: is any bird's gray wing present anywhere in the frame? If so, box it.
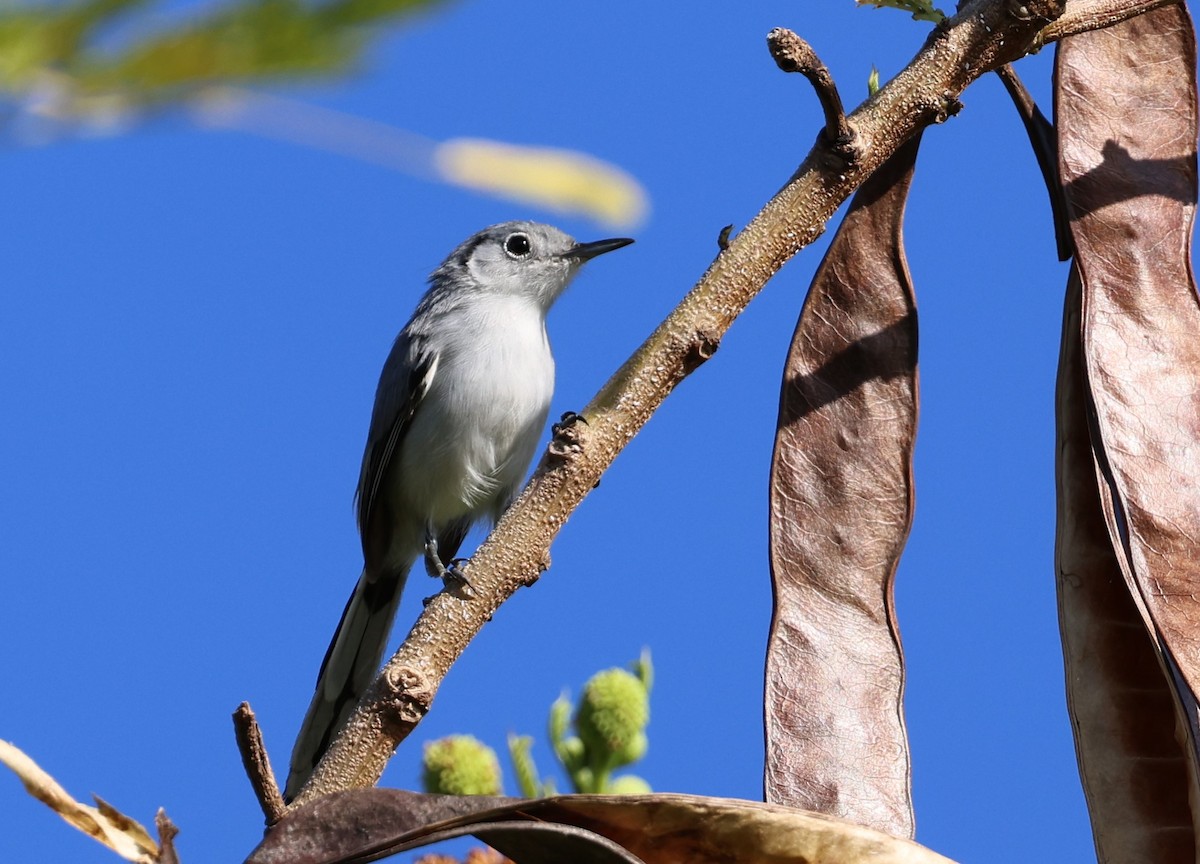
[355,331,438,573]
[287,335,438,800]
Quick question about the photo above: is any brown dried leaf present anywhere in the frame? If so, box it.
[426,820,646,864]
[0,740,159,863]
[246,790,647,864]
[528,794,947,864]
[1056,0,1200,854]
[245,790,959,864]
[246,791,516,864]
[764,134,921,837]
[1054,268,1196,863]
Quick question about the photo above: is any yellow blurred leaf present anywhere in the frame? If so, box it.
[0,740,159,863]
[436,138,648,230]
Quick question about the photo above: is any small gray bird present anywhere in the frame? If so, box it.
[285,221,634,799]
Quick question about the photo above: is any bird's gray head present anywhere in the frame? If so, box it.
[432,221,634,311]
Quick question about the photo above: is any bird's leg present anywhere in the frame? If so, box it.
[423,528,445,579]
[423,526,474,597]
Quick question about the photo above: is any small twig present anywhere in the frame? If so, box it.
[717,224,734,250]
[233,702,286,824]
[994,64,1073,260]
[155,810,180,864]
[767,29,856,158]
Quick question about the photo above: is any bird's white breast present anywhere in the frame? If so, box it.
[397,295,555,524]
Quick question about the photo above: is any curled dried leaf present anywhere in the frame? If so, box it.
[0,740,160,863]
[1054,269,1195,863]
[1056,1,1200,854]
[765,134,921,837]
[245,789,958,864]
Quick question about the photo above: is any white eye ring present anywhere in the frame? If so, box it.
[504,233,532,258]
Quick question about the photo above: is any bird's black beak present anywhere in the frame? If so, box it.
[568,237,635,261]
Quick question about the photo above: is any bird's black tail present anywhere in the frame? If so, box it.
[284,568,407,800]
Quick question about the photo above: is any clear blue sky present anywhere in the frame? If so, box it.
[1,1,1100,861]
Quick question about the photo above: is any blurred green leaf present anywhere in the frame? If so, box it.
[0,0,647,230]
[0,0,443,99]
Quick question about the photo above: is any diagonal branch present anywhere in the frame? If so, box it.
[1032,0,1176,46]
[283,0,1163,809]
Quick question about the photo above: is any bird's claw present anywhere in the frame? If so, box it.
[423,536,444,580]
[443,559,476,599]
[549,410,589,463]
[552,411,587,436]
[423,532,474,598]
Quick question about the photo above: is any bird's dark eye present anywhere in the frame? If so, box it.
[504,233,532,258]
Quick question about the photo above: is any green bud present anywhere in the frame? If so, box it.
[548,693,572,750]
[558,735,585,772]
[576,667,649,769]
[613,731,648,766]
[573,766,595,793]
[421,735,502,796]
[867,66,880,97]
[507,734,540,799]
[606,774,652,795]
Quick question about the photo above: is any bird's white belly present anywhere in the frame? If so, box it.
[396,308,554,525]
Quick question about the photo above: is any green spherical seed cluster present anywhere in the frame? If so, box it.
[421,735,502,796]
[576,668,649,767]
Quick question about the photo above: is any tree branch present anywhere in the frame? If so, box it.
[1032,0,1176,46]
[285,0,1166,808]
[233,703,286,824]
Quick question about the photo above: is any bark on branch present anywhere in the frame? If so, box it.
[767,29,854,157]
[283,0,1163,809]
[234,703,286,824]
